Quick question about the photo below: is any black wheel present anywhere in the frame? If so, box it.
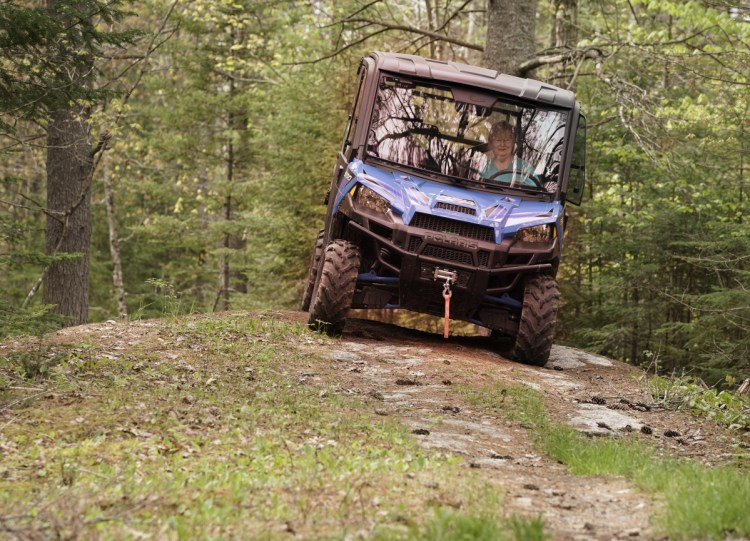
[510,274,560,366]
[308,240,361,336]
[300,229,325,311]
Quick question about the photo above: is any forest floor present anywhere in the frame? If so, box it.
[1,310,749,540]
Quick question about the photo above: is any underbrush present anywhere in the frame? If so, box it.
[648,375,750,431]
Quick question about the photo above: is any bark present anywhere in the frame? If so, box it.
[553,0,578,85]
[43,106,93,326]
[482,0,537,76]
[216,75,235,312]
[41,0,96,326]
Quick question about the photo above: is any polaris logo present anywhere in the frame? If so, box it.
[424,232,478,249]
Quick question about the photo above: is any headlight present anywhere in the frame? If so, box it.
[515,224,555,243]
[355,185,391,214]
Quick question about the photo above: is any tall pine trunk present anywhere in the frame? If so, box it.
[43,106,93,325]
[483,0,537,76]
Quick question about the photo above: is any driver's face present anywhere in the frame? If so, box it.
[490,132,513,158]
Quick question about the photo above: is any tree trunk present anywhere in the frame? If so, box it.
[553,0,578,86]
[43,106,93,326]
[103,154,127,319]
[482,0,537,76]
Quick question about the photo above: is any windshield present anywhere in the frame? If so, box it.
[366,76,568,194]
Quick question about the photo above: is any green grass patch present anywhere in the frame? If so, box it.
[456,382,750,540]
[0,312,540,540]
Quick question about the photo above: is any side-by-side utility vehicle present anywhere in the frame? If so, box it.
[302,52,586,365]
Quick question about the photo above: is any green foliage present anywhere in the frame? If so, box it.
[556,0,750,382]
[0,0,138,132]
[649,375,750,431]
[0,303,64,340]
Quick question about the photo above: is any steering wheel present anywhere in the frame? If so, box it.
[487,169,543,188]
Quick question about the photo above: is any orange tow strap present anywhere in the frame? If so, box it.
[443,284,452,339]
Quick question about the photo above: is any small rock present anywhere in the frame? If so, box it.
[523,483,540,491]
[441,405,460,413]
[664,430,681,438]
[396,378,420,386]
[368,390,384,400]
[412,428,430,436]
[590,396,606,405]
[374,409,388,416]
[442,379,452,385]
[443,359,451,365]
[469,462,481,468]
[640,425,653,435]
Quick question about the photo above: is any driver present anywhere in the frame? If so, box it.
[481,121,536,185]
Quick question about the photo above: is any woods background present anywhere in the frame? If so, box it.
[2,0,749,385]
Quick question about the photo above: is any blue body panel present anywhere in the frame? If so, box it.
[335,159,563,248]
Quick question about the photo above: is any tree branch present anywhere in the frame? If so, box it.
[343,18,483,51]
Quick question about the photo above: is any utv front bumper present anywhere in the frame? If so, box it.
[336,195,560,321]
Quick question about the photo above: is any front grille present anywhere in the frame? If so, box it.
[410,213,493,243]
[370,221,393,240]
[478,250,490,267]
[408,236,422,253]
[435,202,476,216]
[423,245,473,265]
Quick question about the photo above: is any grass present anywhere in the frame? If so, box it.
[0,312,543,540]
[457,382,750,540]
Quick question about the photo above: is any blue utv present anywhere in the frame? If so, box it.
[302,52,587,366]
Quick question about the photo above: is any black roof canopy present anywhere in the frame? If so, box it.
[369,51,577,109]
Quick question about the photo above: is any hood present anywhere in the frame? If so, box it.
[338,160,562,243]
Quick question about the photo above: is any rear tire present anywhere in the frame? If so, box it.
[300,229,325,311]
[308,240,361,336]
[510,274,559,366]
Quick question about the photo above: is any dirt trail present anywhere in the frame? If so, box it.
[291,313,745,540]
